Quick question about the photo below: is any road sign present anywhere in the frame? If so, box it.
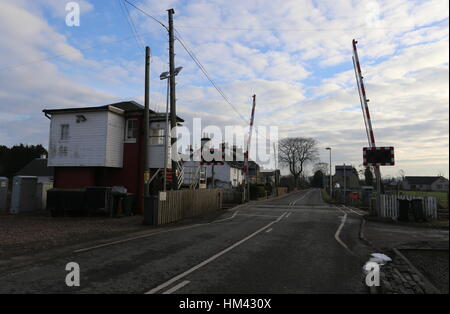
[363,147,395,166]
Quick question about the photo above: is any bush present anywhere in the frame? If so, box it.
[250,184,266,200]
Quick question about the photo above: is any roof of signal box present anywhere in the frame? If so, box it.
[43,101,184,122]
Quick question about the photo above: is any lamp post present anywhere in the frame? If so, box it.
[326,147,332,198]
[160,66,183,191]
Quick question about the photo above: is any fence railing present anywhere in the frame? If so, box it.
[377,194,438,219]
[157,189,222,225]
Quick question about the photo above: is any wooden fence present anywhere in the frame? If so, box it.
[222,190,243,205]
[277,187,288,197]
[157,189,222,225]
[377,194,438,219]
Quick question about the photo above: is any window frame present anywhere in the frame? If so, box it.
[149,128,165,146]
[125,119,138,143]
[60,124,70,141]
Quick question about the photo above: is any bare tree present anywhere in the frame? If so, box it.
[278,137,319,188]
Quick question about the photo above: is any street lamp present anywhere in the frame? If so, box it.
[160,66,183,191]
[325,147,332,197]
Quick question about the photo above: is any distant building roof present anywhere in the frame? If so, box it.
[15,158,54,177]
[405,176,447,185]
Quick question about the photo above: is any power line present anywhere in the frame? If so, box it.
[122,0,248,124]
[173,29,248,124]
[118,0,145,53]
[122,0,168,31]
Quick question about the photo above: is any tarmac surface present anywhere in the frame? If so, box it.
[0,189,371,294]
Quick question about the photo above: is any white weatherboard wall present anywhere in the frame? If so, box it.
[48,111,124,167]
[148,121,171,169]
[105,112,125,167]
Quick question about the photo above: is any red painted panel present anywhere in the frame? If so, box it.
[54,167,96,188]
[52,113,146,214]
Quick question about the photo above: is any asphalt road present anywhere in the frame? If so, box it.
[0,189,371,294]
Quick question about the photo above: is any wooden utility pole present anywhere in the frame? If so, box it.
[244,95,256,202]
[143,46,150,197]
[168,8,178,189]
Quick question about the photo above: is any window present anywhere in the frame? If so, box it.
[150,128,165,145]
[60,124,69,140]
[125,119,138,141]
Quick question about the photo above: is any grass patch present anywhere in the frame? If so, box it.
[321,189,333,204]
[398,191,448,209]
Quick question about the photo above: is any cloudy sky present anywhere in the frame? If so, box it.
[0,0,448,178]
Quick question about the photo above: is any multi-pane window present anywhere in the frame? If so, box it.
[150,128,165,145]
[60,124,69,140]
[126,119,138,141]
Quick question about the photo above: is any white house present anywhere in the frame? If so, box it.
[183,160,243,189]
[401,176,449,192]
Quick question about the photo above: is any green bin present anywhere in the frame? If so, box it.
[122,193,135,216]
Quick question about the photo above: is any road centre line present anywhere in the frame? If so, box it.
[161,280,190,294]
[290,189,313,207]
[265,228,273,233]
[145,211,288,294]
[285,212,292,218]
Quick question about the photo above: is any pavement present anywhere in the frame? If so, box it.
[362,219,449,250]
[0,189,373,294]
[362,218,449,294]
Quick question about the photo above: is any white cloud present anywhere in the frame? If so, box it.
[0,0,448,177]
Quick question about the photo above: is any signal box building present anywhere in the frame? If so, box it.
[43,101,183,213]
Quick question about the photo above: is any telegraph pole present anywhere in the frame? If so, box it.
[273,142,278,196]
[168,8,178,189]
[143,46,150,197]
[343,163,347,204]
[244,95,256,202]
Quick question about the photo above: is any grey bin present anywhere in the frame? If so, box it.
[10,176,38,214]
[0,177,8,210]
[143,195,158,226]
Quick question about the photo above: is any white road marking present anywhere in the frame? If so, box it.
[285,212,292,218]
[291,189,313,206]
[161,280,190,294]
[265,228,273,233]
[74,223,206,253]
[334,208,354,256]
[75,210,241,253]
[212,210,240,223]
[145,212,288,294]
[236,213,281,218]
[343,205,364,216]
